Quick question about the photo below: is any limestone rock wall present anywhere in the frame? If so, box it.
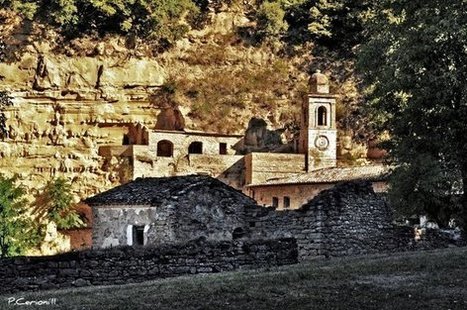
[0,238,298,293]
[0,57,164,202]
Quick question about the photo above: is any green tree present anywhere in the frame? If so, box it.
[256,1,289,40]
[3,0,199,44]
[357,0,467,228]
[0,176,41,257]
[278,0,369,49]
[43,178,85,229]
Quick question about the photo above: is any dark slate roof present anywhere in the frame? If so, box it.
[85,175,256,207]
[247,165,391,187]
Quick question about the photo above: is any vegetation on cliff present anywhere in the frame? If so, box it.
[1,0,198,46]
[0,1,370,137]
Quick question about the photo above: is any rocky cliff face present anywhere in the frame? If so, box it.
[0,7,310,203]
[0,4,374,206]
[0,53,164,201]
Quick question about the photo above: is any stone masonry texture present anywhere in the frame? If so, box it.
[246,181,463,260]
[0,238,298,293]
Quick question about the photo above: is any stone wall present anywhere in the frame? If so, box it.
[90,177,258,249]
[246,181,462,260]
[92,202,249,249]
[0,238,297,293]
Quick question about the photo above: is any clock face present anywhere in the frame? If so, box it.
[315,135,329,151]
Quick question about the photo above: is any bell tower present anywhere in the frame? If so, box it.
[299,70,337,171]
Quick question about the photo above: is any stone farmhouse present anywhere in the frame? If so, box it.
[86,175,257,248]
[97,70,388,210]
[86,174,398,259]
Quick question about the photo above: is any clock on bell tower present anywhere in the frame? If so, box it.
[299,70,337,171]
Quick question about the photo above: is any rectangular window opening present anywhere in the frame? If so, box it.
[272,197,279,208]
[132,225,145,246]
[284,196,290,209]
[219,142,227,155]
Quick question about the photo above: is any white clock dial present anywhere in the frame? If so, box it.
[315,135,329,150]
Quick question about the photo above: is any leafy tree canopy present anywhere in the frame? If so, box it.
[357,0,467,228]
[1,0,199,44]
[252,0,369,50]
[0,175,41,257]
[41,178,85,230]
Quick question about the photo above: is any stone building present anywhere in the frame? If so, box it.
[86,175,424,261]
[96,70,373,209]
[99,124,246,189]
[298,70,338,171]
[246,165,389,210]
[85,175,258,248]
[247,181,403,260]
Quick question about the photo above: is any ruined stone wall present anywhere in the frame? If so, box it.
[248,181,388,210]
[244,152,305,185]
[246,181,460,260]
[0,238,298,293]
[92,198,252,249]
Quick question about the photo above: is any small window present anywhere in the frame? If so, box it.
[317,106,327,126]
[122,134,130,145]
[219,142,227,155]
[284,196,290,209]
[157,140,173,157]
[272,197,279,208]
[132,225,145,246]
[188,141,203,154]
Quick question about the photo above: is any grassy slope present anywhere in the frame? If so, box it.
[1,247,466,310]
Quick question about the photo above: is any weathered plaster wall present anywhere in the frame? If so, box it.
[147,131,243,155]
[244,152,305,185]
[127,130,246,188]
[0,238,298,293]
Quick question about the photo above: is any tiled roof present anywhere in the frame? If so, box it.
[248,165,391,187]
[86,175,256,206]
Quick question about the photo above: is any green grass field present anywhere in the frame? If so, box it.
[2,247,466,310]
